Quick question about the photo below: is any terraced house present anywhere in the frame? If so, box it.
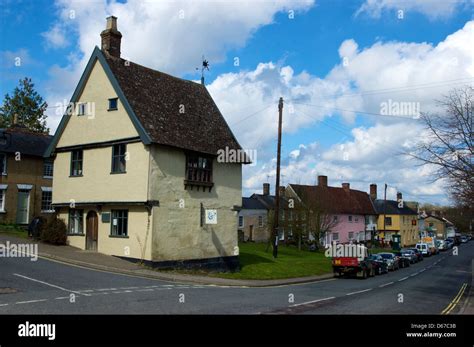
[45,17,245,270]
[0,125,53,225]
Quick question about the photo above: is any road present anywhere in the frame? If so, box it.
[0,242,472,314]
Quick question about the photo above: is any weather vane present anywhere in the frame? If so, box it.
[196,55,209,85]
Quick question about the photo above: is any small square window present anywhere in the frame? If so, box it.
[108,98,118,111]
[77,103,87,116]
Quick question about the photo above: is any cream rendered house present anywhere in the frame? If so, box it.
[45,17,244,270]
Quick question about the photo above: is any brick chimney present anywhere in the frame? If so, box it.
[342,183,350,191]
[318,175,328,187]
[397,192,403,203]
[101,16,122,58]
[263,183,270,196]
[370,184,377,200]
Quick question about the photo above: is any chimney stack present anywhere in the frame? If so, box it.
[278,186,285,197]
[342,183,350,191]
[263,183,270,196]
[101,16,122,58]
[397,192,403,202]
[370,184,377,200]
[318,175,328,187]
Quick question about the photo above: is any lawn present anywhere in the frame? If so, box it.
[211,242,332,280]
[0,224,29,239]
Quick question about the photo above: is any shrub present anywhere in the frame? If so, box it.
[41,218,67,245]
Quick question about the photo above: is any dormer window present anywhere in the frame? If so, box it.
[77,103,87,116]
[108,98,118,111]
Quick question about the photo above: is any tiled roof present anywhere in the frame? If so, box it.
[289,184,376,215]
[0,127,52,157]
[104,52,243,156]
[373,199,418,215]
[241,197,267,210]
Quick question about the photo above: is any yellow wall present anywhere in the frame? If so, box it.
[148,145,241,262]
[377,214,418,246]
[52,142,149,204]
[58,205,152,261]
[57,59,139,147]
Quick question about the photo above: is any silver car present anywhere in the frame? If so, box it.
[400,249,418,263]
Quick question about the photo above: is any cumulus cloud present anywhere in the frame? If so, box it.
[355,0,470,20]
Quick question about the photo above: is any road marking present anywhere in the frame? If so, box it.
[112,290,132,294]
[135,289,154,292]
[346,288,372,296]
[441,283,468,315]
[0,303,9,307]
[13,273,90,297]
[409,273,418,277]
[379,282,394,288]
[97,288,117,291]
[398,276,409,282]
[55,297,69,300]
[15,299,48,304]
[290,296,335,307]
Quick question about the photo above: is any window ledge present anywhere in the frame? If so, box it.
[0,210,6,214]
[67,233,85,236]
[43,176,53,179]
[41,210,55,214]
[110,171,127,175]
[107,108,118,111]
[109,235,129,239]
[184,180,214,192]
[69,175,83,178]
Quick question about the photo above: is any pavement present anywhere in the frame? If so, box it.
[0,234,333,287]
[0,234,472,314]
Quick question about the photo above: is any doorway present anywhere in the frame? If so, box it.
[86,211,98,251]
[16,190,30,224]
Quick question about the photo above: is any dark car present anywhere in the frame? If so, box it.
[400,249,418,263]
[394,252,411,268]
[368,254,389,275]
[408,248,424,262]
[378,253,399,271]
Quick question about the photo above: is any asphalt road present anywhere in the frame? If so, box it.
[0,242,472,314]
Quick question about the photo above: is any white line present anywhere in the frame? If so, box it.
[398,276,409,282]
[379,282,394,287]
[96,288,117,291]
[112,290,132,294]
[13,273,90,296]
[346,288,372,296]
[136,289,154,292]
[55,297,69,300]
[290,296,335,307]
[410,273,418,277]
[15,299,48,305]
[0,303,9,307]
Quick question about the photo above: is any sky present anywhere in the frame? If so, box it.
[1,0,473,205]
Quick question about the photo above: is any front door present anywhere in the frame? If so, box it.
[86,211,98,251]
[16,190,30,224]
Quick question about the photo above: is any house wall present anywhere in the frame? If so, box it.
[377,214,418,246]
[238,209,269,242]
[0,154,53,224]
[148,145,241,263]
[57,59,139,147]
[328,214,366,244]
[424,217,446,239]
[58,205,153,261]
[52,142,149,204]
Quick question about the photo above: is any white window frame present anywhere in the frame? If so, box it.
[238,215,244,228]
[258,215,263,227]
[43,159,53,178]
[0,153,6,175]
[40,187,54,213]
[68,209,84,234]
[0,188,6,212]
[332,232,339,241]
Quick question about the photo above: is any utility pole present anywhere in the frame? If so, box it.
[273,97,284,258]
[382,183,387,248]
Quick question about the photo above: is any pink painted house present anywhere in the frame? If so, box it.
[287,176,377,245]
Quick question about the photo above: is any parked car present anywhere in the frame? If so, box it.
[394,252,411,268]
[436,240,447,251]
[408,248,424,261]
[368,254,389,275]
[400,249,418,263]
[444,239,454,249]
[332,248,375,279]
[416,243,431,257]
[378,253,400,271]
[461,235,468,243]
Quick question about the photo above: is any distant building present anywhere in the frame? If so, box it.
[0,126,53,224]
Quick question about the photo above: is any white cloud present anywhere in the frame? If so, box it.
[355,0,470,20]
[41,24,69,49]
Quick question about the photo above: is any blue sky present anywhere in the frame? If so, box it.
[1,0,473,205]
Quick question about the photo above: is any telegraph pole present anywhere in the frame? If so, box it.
[382,183,387,248]
[273,97,283,258]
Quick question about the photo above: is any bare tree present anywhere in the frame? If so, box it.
[410,86,473,208]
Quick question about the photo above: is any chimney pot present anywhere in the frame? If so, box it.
[370,184,377,200]
[263,183,270,196]
[278,186,285,196]
[397,192,403,201]
[318,175,328,187]
[342,183,350,191]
